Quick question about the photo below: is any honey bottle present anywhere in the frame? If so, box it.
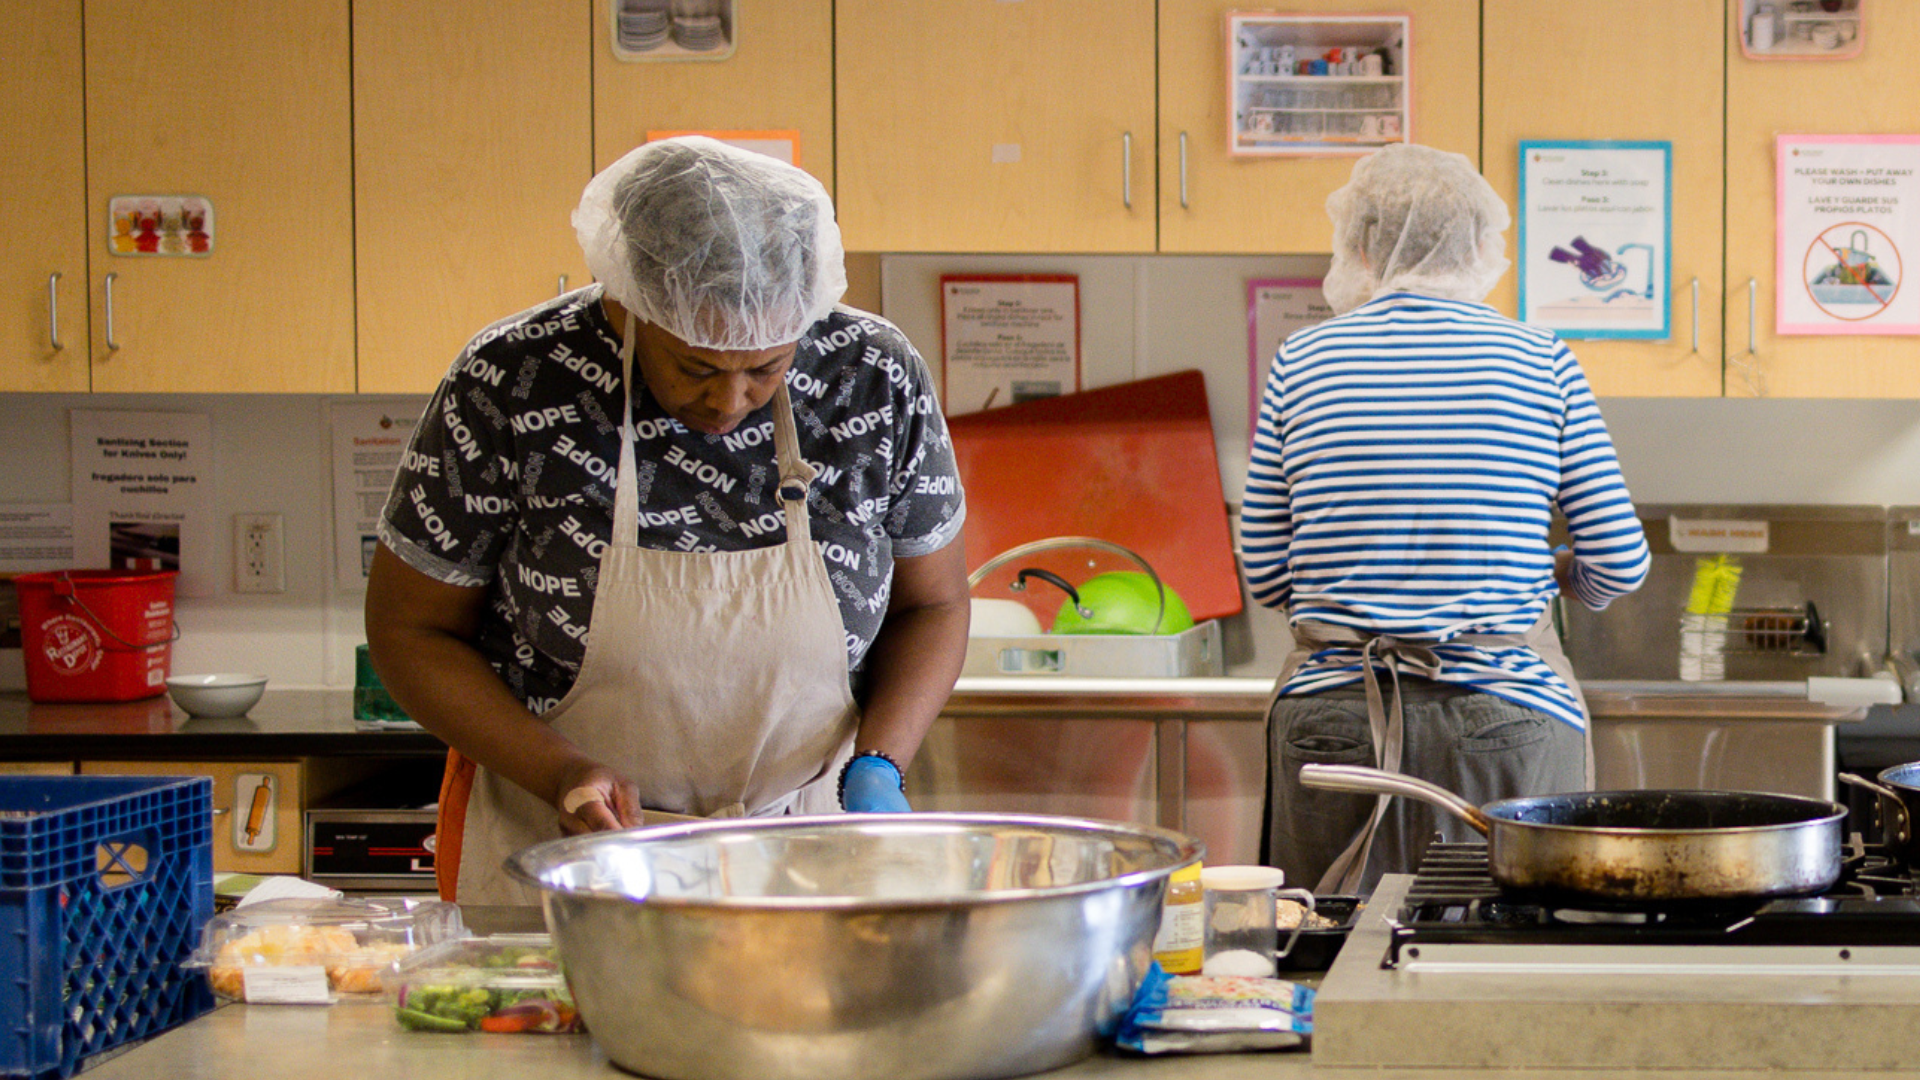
[1151,861,1204,975]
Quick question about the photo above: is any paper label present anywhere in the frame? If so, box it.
[1669,518,1770,553]
[241,966,332,1004]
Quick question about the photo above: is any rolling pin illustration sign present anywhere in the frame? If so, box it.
[234,773,277,853]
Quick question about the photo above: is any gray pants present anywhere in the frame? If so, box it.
[1264,678,1586,896]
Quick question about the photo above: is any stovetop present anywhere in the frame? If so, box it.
[1312,871,1920,1072]
[1386,838,1920,970]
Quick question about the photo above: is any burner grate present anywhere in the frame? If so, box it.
[1386,834,1920,969]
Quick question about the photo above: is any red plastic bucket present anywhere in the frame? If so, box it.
[15,569,178,703]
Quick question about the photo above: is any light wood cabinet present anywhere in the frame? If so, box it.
[1482,0,1725,397]
[595,0,834,190]
[835,0,1157,253]
[81,759,304,875]
[0,0,89,392]
[81,0,354,394]
[1725,2,1920,398]
[353,0,592,394]
[0,761,76,775]
[1159,0,1481,255]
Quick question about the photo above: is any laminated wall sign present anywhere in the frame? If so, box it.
[1518,141,1673,340]
[330,402,421,590]
[69,410,216,597]
[1776,134,1920,335]
[940,275,1080,416]
[1247,278,1331,444]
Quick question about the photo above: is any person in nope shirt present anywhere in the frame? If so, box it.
[368,137,969,904]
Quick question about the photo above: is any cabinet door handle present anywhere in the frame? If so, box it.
[103,271,119,352]
[557,274,568,297]
[1687,277,1697,353]
[48,272,62,351]
[1179,131,1190,209]
[1729,277,1766,397]
[1121,131,1133,210]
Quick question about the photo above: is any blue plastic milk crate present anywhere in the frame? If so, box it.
[0,775,215,1079]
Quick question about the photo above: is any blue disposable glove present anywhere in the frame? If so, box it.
[841,754,911,813]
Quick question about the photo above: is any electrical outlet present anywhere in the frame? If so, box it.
[233,513,285,594]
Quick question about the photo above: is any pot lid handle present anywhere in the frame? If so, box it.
[966,535,1168,632]
[1011,568,1093,619]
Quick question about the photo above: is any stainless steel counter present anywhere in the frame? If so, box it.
[71,907,1322,1080]
[68,901,1876,1079]
[934,676,1872,861]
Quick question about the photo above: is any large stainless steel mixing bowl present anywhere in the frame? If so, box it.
[506,813,1201,1080]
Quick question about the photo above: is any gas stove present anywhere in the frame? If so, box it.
[1313,841,1920,1073]
[1385,839,1920,974]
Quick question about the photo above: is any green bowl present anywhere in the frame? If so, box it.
[1051,572,1194,635]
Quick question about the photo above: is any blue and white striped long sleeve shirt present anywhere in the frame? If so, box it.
[1242,293,1651,730]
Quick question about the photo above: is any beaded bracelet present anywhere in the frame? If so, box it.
[836,749,904,809]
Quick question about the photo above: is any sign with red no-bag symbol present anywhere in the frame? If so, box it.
[1777,135,1920,335]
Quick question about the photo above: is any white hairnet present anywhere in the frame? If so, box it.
[1320,143,1511,315]
[573,136,847,350]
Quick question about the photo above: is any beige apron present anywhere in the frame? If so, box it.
[1267,607,1589,894]
[453,317,860,905]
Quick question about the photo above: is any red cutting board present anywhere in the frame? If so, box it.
[948,369,1243,623]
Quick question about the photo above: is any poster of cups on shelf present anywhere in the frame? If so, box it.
[1739,0,1863,60]
[610,0,734,61]
[1227,12,1410,157]
[108,195,213,257]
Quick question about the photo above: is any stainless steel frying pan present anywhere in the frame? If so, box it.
[1298,764,1847,904]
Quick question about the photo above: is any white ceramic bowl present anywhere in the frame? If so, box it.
[166,674,268,718]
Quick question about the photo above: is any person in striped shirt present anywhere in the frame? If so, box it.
[1245,144,1651,895]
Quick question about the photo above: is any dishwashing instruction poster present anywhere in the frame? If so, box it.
[329,401,420,591]
[69,409,216,597]
[1247,278,1331,442]
[1777,134,1920,335]
[1518,141,1672,340]
[940,275,1080,415]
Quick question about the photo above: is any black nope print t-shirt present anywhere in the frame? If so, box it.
[378,287,966,712]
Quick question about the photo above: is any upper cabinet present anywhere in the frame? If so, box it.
[1159,0,1480,255]
[1,0,87,392]
[835,0,1157,253]
[595,0,834,191]
[833,0,1474,255]
[1482,0,1725,397]
[1725,2,1920,398]
[84,0,355,394]
[354,0,592,395]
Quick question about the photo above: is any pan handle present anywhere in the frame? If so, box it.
[1839,772,1912,846]
[1297,764,1493,836]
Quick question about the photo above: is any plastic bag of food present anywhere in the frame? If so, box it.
[1114,964,1314,1055]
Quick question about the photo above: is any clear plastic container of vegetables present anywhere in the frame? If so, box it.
[385,933,585,1034]
[187,896,467,1003]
